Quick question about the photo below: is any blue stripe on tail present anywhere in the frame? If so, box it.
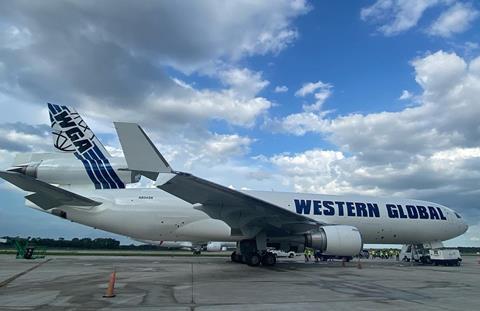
[82,152,111,189]
[87,149,117,189]
[74,153,101,189]
[92,145,125,188]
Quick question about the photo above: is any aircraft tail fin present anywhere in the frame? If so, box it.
[48,103,111,158]
[114,122,172,180]
[47,103,127,189]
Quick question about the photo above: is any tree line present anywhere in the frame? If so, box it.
[0,236,158,250]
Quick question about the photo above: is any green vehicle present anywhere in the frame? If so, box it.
[13,239,46,260]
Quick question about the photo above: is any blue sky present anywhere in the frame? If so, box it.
[1,1,480,246]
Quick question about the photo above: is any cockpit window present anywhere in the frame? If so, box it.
[455,212,461,219]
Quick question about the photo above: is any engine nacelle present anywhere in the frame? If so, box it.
[206,242,222,252]
[305,225,362,256]
[10,155,140,187]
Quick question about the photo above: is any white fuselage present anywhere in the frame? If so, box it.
[28,188,468,245]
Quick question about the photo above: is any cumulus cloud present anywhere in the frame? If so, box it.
[278,51,480,160]
[294,81,332,112]
[267,111,329,136]
[0,123,50,153]
[218,68,269,97]
[205,134,252,158]
[0,122,51,171]
[295,81,329,97]
[360,0,441,36]
[260,51,480,238]
[143,68,272,128]
[0,1,311,185]
[0,0,309,131]
[274,85,289,93]
[428,2,479,37]
[361,0,478,37]
[265,80,334,134]
[270,150,345,193]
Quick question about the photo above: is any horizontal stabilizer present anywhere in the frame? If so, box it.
[0,171,101,210]
[114,122,172,180]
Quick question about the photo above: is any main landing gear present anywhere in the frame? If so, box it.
[231,250,276,266]
[231,239,277,267]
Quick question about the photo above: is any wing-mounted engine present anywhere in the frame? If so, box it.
[206,242,221,252]
[305,225,363,256]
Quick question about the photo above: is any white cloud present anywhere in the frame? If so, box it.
[270,149,345,193]
[268,111,329,136]
[360,0,441,36]
[205,134,252,157]
[412,50,467,94]
[278,52,480,158]
[428,2,479,37]
[274,85,288,93]
[0,1,310,133]
[294,80,333,112]
[217,67,270,99]
[431,147,480,161]
[148,82,272,128]
[260,51,480,243]
[295,81,330,97]
[0,123,50,154]
[399,90,413,100]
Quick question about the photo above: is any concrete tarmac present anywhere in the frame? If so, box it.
[0,255,479,310]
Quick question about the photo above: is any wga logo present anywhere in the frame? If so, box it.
[51,109,93,154]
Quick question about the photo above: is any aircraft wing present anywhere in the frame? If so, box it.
[0,171,101,210]
[114,122,321,238]
[158,172,321,237]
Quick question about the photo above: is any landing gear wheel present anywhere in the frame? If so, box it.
[262,252,276,266]
[231,251,240,263]
[246,253,261,266]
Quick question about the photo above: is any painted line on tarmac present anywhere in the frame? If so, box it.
[0,259,52,288]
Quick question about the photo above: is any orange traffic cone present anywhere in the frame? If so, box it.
[103,271,116,298]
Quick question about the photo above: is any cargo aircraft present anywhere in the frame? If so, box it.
[6,104,230,254]
[0,104,468,266]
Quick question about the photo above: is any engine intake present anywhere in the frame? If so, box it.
[305,225,362,256]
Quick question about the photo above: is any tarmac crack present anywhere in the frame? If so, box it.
[0,259,52,288]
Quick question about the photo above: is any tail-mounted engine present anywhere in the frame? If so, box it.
[8,154,140,189]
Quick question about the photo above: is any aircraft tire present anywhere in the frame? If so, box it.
[246,253,261,266]
[231,251,241,263]
[261,252,276,266]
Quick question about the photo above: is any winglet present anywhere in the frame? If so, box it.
[114,122,172,180]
